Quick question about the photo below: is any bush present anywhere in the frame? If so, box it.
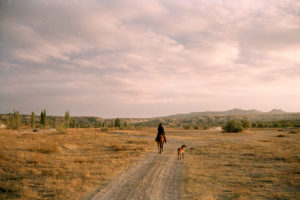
[203,125,209,130]
[241,119,250,128]
[183,125,190,129]
[55,123,66,134]
[7,110,21,130]
[223,120,243,133]
[101,127,108,132]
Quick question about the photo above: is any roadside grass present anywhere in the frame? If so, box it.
[0,128,153,200]
[183,129,300,200]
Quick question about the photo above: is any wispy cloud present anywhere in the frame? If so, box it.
[0,0,299,117]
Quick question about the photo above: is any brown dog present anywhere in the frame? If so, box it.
[177,145,187,160]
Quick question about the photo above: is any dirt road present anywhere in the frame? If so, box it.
[91,139,184,200]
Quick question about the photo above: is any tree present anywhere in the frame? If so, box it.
[222,120,243,133]
[8,110,21,130]
[71,119,77,128]
[31,112,36,129]
[115,118,121,128]
[13,110,21,130]
[40,109,46,128]
[65,110,70,128]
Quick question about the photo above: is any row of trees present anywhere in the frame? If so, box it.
[29,109,46,129]
[222,119,300,133]
[4,110,127,130]
[6,109,61,130]
[4,110,300,131]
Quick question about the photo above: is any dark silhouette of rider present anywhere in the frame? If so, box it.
[155,123,166,143]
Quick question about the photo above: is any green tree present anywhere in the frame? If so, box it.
[223,120,243,133]
[40,109,46,128]
[31,112,36,129]
[115,118,121,128]
[71,119,77,128]
[8,110,21,130]
[65,110,70,128]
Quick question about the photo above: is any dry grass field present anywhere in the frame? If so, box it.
[0,128,153,199]
[1,127,299,200]
[183,128,300,200]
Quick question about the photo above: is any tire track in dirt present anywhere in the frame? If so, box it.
[91,139,184,200]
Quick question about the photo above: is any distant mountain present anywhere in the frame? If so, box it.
[267,109,287,114]
[161,108,289,119]
[223,108,263,115]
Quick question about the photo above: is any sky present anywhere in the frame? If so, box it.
[0,0,300,118]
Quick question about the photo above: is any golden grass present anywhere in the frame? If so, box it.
[183,128,300,200]
[0,128,153,199]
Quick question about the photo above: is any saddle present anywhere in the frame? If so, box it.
[155,134,167,143]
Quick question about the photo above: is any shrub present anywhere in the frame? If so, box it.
[203,125,209,130]
[241,119,250,128]
[222,120,243,133]
[7,110,21,130]
[56,123,66,134]
[101,127,108,132]
[183,125,190,129]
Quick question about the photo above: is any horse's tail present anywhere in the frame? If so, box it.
[160,134,164,144]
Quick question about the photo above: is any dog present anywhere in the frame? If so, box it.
[177,145,187,160]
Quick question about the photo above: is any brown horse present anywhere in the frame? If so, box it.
[157,134,165,154]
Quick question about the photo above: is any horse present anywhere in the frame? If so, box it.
[157,134,165,154]
[177,145,187,160]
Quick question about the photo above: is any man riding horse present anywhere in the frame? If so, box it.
[155,123,167,143]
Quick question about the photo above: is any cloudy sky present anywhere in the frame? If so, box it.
[0,0,300,118]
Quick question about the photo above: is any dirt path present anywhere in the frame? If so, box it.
[91,139,184,200]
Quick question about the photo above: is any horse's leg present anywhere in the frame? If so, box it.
[157,142,161,153]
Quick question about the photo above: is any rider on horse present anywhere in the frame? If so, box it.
[155,123,167,143]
